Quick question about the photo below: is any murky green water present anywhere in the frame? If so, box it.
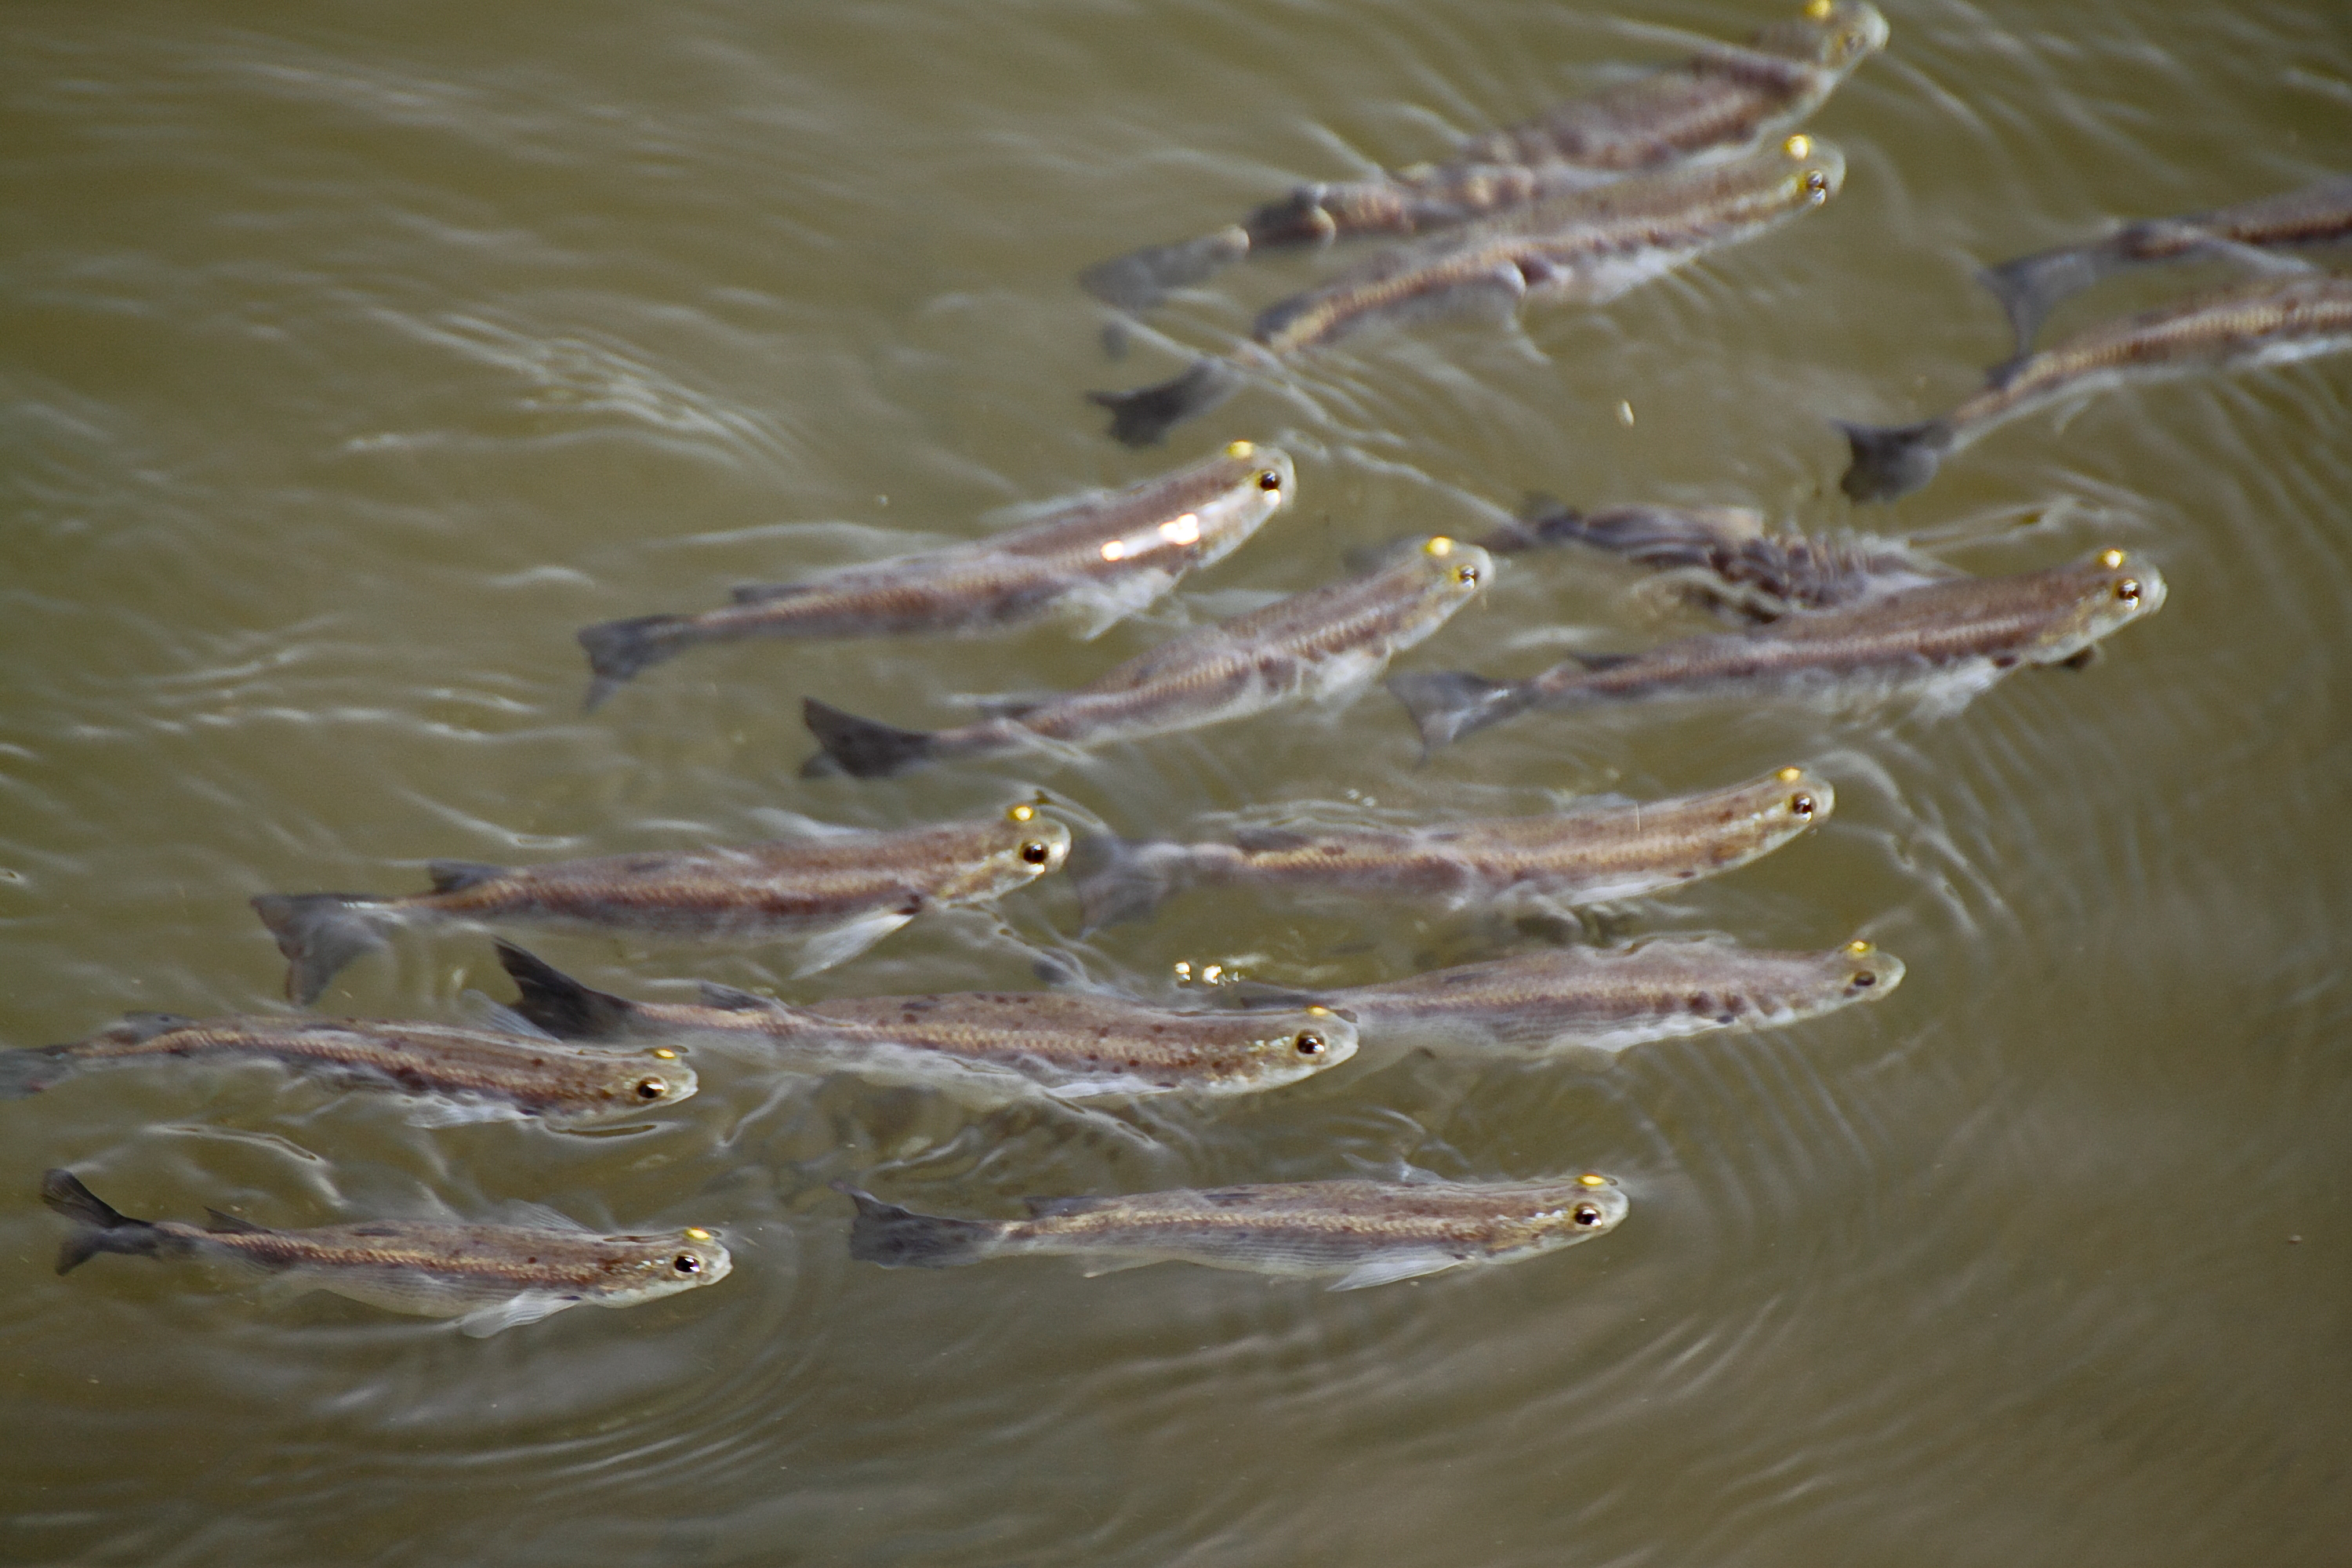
[5,2,2349,1563]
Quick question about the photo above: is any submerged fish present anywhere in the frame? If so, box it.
[495,941,1355,1102]
[1390,550,2164,750]
[1073,764,1833,931]
[0,1010,693,1125]
[41,1169,730,1337]
[252,804,1073,1004]
[1840,274,2352,502]
[840,1171,1628,1290]
[801,535,1490,779]
[1080,0,1886,310]
[578,442,1296,709]
[1982,175,2352,354]
[1091,136,1846,445]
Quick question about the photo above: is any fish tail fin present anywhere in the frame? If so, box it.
[834,1182,998,1269]
[577,614,689,711]
[41,1169,164,1274]
[800,699,938,779]
[1385,670,1521,751]
[1077,227,1251,312]
[1978,243,2116,356]
[493,941,641,1040]
[1835,419,1954,504]
[1086,358,1243,448]
[1070,836,1178,933]
[0,1044,76,1098]
[249,892,390,1004]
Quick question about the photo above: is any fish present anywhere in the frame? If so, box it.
[1284,936,1902,1058]
[1839,274,2352,503]
[252,804,1073,1004]
[493,941,1356,1103]
[800,535,1491,779]
[839,1171,1629,1290]
[1091,136,1846,445]
[1079,0,1887,310]
[0,1008,694,1126]
[1981,175,2352,354]
[577,442,1297,709]
[1072,764,1833,931]
[40,1168,730,1337]
[1389,549,2164,751]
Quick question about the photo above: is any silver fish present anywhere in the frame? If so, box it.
[1390,549,2165,750]
[494,942,1355,1104]
[252,804,1073,1004]
[802,535,1491,778]
[41,1169,730,1337]
[1841,274,2352,502]
[1091,136,1846,445]
[1073,764,1834,931]
[840,1171,1629,1290]
[1080,0,1886,310]
[578,441,1296,709]
[1982,175,2352,354]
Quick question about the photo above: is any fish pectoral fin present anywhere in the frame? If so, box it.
[454,1292,582,1338]
[1229,826,1316,854]
[1076,1254,1163,1279]
[400,1097,516,1130]
[2057,644,2103,670]
[1328,1251,1466,1291]
[790,910,915,977]
[457,991,557,1040]
[425,860,507,895]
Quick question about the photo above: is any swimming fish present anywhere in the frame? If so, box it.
[1079,0,1886,310]
[252,804,1073,1004]
[801,535,1490,779]
[840,1171,1628,1290]
[1072,764,1833,931]
[1091,136,1846,445]
[41,1169,730,1337]
[494,941,1355,1103]
[577,442,1296,709]
[1981,175,2352,354]
[1840,274,2352,502]
[0,1010,694,1126]
[1389,550,2163,750]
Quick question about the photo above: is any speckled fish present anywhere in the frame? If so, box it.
[1091,136,1845,445]
[1073,764,1833,931]
[252,804,1073,1004]
[494,942,1354,1103]
[41,1169,730,1337]
[0,1009,694,1126]
[1293,937,1902,1057]
[801,536,1490,779]
[1079,1,1886,310]
[1840,275,2352,502]
[1982,175,2352,354]
[1389,549,2164,750]
[1091,135,1844,444]
[840,1172,1628,1289]
[578,442,1296,709]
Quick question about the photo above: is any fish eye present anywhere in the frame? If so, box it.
[1850,971,1876,989]
[1573,1204,1603,1226]
[1454,564,1481,586]
[1020,840,1053,867]
[1804,171,1831,200]
[1257,470,1283,492]
[634,1076,668,1100]
[671,1253,702,1275]
[1788,792,1816,818]
[1294,1032,1326,1057]
[2114,579,2141,604]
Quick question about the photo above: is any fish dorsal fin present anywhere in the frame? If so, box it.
[114,1012,197,1043]
[1231,826,1316,854]
[204,1209,268,1235]
[494,942,641,1040]
[426,860,507,895]
[1022,1195,1115,1219]
[698,982,782,1012]
[729,580,816,605]
[1569,652,1638,671]
[970,695,1048,721]
[503,1202,595,1234]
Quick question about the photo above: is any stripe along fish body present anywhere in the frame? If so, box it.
[0,1011,693,1125]
[802,536,1491,779]
[1389,550,2164,750]
[41,1170,730,1337]
[492,942,1355,1103]
[1073,764,1833,931]
[252,804,1073,1004]
[1841,274,2352,502]
[1091,136,1845,445]
[840,1173,1630,1290]
[579,443,1296,708]
[1079,1,1886,310]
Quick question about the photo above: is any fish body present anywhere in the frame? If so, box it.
[40,1169,729,1336]
[841,1172,1629,1289]
[0,1012,692,1124]
[1389,550,2164,750]
[1983,175,2352,352]
[1079,1,1886,310]
[802,536,1490,778]
[493,942,1354,1103]
[1841,275,2352,502]
[1074,764,1832,931]
[1093,138,1846,445]
[252,804,1073,1004]
[578,443,1296,708]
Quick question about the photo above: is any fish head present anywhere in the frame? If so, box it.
[2041,549,2168,659]
[1190,441,1298,564]
[1192,1004,1360,1093]
[1219,439,1298,517]
[990,802,1077,886]
[1784,1,1891,71]
[1517,1174,1632,1252]
[1738,764,1838,845]
[593,1227,735,1305]
[579,1050,700,1116]
[1831,938,1904,1003]
[1773,133,1846,211]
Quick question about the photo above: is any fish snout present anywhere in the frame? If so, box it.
[1837,939,1904,999]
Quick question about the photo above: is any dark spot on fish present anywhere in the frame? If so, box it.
[1687,993,1715,1015]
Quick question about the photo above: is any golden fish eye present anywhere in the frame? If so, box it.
[2099,549,2126,568]
[1007,803,1036,823]
[1573,1203,1604,1225]
[1020,840,1054,867]
[2114,579,2141,604]
[1225,440,1254,459]
[1294,1032,1325,1056]
[1577,1173,1607,1188]
[1804,0,1833,18]
[634,1076,667,1100]
[1424,536,1454,557]
[1777,765,1802,782]
[1846,940,1872,956]
[1257,470,1283,492]
[671,1253,702,1275]
[1454,564,1481,586]
[1784,134,1812,159]
[651,1047,678,1060]
[684,1227,713,1241]
[1789,792,1816,818]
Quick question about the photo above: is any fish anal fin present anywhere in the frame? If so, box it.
[1327,1251,1465,1291]
[2058,645,2102,670]
[1076,1255,1163,1278]
[791,909,914,977]
[456,1293,581,1338]
[426,861,507,895]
